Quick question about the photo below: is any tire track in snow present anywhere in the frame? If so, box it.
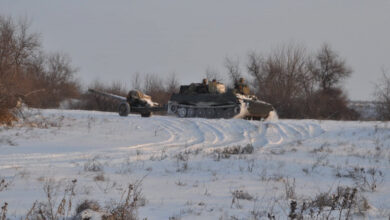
[192,120,225,145]
[265,123,285,145]
[114,117,206,154]
[0,112,324,170]
[258,120,324,153]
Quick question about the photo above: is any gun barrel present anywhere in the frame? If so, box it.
[88,89,127,102]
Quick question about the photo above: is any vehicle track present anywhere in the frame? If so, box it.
[0,111,324,171]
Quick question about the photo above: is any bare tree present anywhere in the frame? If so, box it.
[131,72,142,91]
[375,69,390,120]
[204,67,223,82]
[247,44,310,117]
[165,72,180,94]
[144,73,163,95]
[143,73,173,105]
[36,52,79,108]
[309,43,352,91]
[0,16,40,103]
[0,16,40,77]
[224,56,242,85]
[304,43,357,119]
[0,15,80,122]
[46,53,77,84]
[246,51,263,85]
[79,80,127,112]
[245,43,356,119]
[0,16,41,123]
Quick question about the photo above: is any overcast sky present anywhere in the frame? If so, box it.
[1,0,389,100]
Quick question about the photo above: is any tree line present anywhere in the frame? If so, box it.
[0,16,79,124]
[75,73,180,112]
[1,16,390,123]
[223,43,357,119]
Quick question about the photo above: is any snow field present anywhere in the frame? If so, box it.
[0,109,389,219]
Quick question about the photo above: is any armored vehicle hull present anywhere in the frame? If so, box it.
[168,90,275,120]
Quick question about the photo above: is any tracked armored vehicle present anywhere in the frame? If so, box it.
[167,79,275,120]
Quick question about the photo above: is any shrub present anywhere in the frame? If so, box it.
[27,179,77,220]
[374,70,390,120]
[289,186,369,219]
[0,16,79,124]
[73,81,127,112]
[243,43,356,119]
[75,200,101,214]
[0,179,8,192]
[84,157,103,172]
[106,183,146,220]
[213,144,254,160]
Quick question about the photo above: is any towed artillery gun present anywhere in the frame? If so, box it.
[168,78,276,120]
[88,89,165,117]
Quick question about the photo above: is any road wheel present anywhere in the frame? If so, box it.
[187,108,195,117]
[177,108,187,118]
[215,108,224,118]
[223,108,234,119]
[118,102,130,116]
[205,108,215,118]
[170,104,178,113]
[196,108,206,118]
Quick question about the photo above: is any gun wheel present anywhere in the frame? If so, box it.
[118,102,130,117]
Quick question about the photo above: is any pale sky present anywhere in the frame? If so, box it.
[1,0,389,100]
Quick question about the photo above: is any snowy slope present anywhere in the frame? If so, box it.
[0,109,389,219]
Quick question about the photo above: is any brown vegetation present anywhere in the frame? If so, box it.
[143,73,179,105]
[374,69,390,120]
[76,73,179,113]
[0,16,79,124]
[75,81,127,112]
[242,43,358,119]
[0,15,359,121]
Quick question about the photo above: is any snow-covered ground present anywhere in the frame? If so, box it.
[1,109,390,219]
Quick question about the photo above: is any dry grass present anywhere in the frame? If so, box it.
[213,144,254,161]
[19,177,146,220]
[94,173,105,182]
[0,16,79,125]
[84,157,104,172]
[175,152,190,172]
[0,110,17,126]
[288,186,369,219]
[26,179,77,220]
[335,166,384,192]
[75,200,101,214]
[0,179,8,192]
